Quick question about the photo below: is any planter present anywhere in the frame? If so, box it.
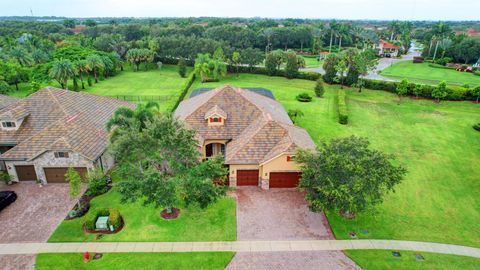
[161,208,181,219]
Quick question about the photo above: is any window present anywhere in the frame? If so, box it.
[1,122,16,128]
[54,152,69,158]
[286,155,295,162]
[213,117,219,122]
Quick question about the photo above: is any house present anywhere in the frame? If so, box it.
[0,87,135,183]
[376,39,401,57]
[174,85,316,189]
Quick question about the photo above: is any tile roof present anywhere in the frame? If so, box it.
[0,95,20,110]
[175,85,315,164]
[0,87,135,161]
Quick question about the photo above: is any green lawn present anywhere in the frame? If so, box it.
[36,252,234,270]
[346,250,480,270]
[192,73,480,247]
[381,61,480,86]
[84,65,191,112]
[301,55,323,67]
[48,187,236,242]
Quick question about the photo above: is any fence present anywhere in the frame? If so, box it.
[107,95,172,102]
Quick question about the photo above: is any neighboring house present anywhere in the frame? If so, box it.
[174,85,316,189]
[0,87,135,184]
[376,39,401,57]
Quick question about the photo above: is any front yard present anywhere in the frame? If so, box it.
[36,252,234,270]
[48,187,236,242]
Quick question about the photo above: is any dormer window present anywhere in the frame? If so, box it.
[2,122,16,128]
[54,151,69,158]
[204,105,227,127]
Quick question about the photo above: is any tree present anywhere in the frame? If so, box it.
[322,53,339,84]
[63,19,75,29]
[472,86,480,103]
[85,19,97,27]
[265,52,278,76]
[65,168,82,210]
[75,60,90,90]
[285,51,299,79]
[314,78,325,97]
[110,114,227,215]
[432,81,448,102]
[239,48,264,70]
[231,51,241,75]
[396,79,409,104]
[297,136,406,218]
[178,58,187,78]
[288,109,304,124]
[9,47,33,67]
[213,47,225,61]
[49,58,76,90]
[334,59,348,88]
[125,48,155,71]
[194,53,226,83]
[86,54,105,83]
[0,81,10,94]
[0,62,29,91]
[106,101,159,140]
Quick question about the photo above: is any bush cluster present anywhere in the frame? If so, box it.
[337,90,348,125]
[109,208,122,229]
[296,92,313,102]
[362,79,477,101]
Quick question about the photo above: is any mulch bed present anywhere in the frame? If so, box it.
[82,217,124,235]
[161,208,181,219]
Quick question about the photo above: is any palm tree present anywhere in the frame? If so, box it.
[327,21,339,53]
[388,21,399,41]
[86,54,105,83]
[75,60,90,90]
[49,58,76,90]
[9,46,33,67]
[337,23,351,50]
[430,23,453,60]
[106,102,160,140]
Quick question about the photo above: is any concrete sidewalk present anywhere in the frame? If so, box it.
[1,240,479,258]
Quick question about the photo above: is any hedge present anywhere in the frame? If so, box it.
[171,71,196,112]
[362,79,477,101]
[337,90,348,125]
[228,65,320,81]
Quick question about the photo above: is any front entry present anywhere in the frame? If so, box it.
[15,165,38,181]
[269,172,301,188]
[44,167,88,183]
[237,169,259,186]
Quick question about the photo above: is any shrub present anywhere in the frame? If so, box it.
[473,123,480,132]
[0,81,9,94]
[108,208,122,229]
[285,51,299,79]
[434,57,453,66]
[178,58,187,78]
[85,208,109,230]
[338,90,348,125]
[288,109,304,124]
[413,56,424,63]
[85,169,107,197]
[315,79,325,97]
[87,76,93,86]
[296,92,313,102]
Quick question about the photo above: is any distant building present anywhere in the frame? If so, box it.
[375,39,401,57]
[72,25,86,34]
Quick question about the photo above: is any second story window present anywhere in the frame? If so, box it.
[54,151,69,158]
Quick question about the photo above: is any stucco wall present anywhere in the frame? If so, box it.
[261,153,301,180]
[5,151,94,184]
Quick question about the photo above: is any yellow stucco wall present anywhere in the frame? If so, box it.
[229,164,260,177]
[261,153,301,180]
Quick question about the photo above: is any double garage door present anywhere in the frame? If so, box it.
[236,169,301,188]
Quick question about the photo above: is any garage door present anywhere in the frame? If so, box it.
[15,165,38,181]
[44,167,88,183]
[237,170,259,186]
[269,172,301,188]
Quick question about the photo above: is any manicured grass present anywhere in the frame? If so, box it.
[302,55,323,67]
[381,61,480,86]
[36,252,234,270]
[192,73,480,247]
[84,65,191,112]
[345,250,480,270]
[48,187,236,242]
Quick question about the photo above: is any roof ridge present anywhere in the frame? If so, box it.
[225,117,269,162]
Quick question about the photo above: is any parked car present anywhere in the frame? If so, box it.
[0,191,17,212]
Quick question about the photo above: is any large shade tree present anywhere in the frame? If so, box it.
[109,113,227,216]
[296,136,406,218]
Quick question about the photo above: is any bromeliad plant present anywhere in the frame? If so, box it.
[109,112,227,217]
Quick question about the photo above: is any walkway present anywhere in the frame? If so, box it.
[1,240,479,258]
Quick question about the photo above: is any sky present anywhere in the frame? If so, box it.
[1,0,479,21]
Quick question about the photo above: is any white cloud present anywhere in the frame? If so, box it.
[1,0,479,20]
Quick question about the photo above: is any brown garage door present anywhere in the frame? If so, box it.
[269,172,301,188]
[237,170,259,186]
[15,165,38,181]
[44,167,88,183]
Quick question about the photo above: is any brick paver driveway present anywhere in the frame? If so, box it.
[232,187,333,240]
[228,188,360,270]
[0,182,76,270]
